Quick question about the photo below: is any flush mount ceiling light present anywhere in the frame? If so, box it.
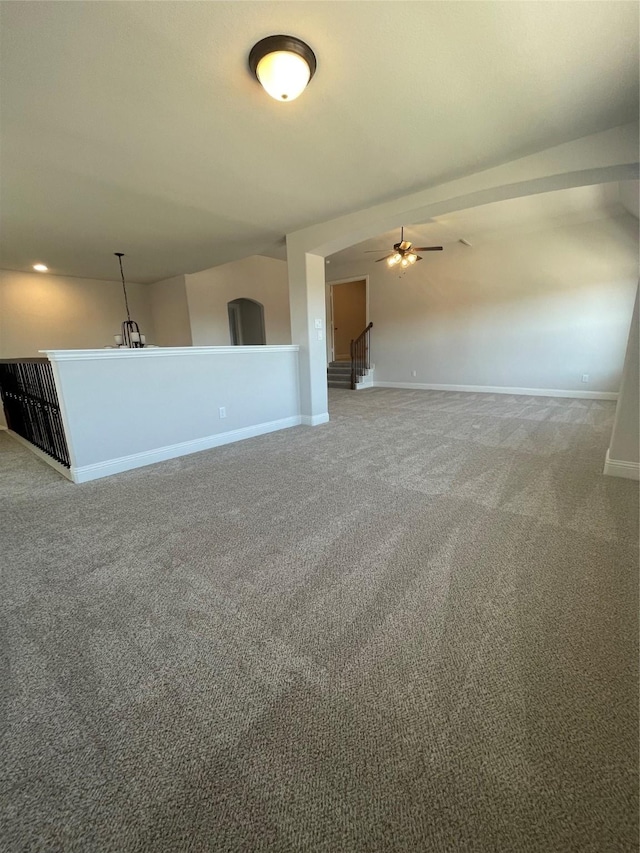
[33,263,48,272]
[249,35,316,102]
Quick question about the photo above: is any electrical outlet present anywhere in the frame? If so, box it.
[411,370,417,377]
[581,374,589,383]
[219,406,226,418]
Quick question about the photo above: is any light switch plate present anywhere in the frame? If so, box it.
[314,318,323,329]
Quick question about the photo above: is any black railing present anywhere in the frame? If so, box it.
[350,322,373,390]
[0,359,70,468]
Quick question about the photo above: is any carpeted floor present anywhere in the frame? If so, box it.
[1,388,638,852]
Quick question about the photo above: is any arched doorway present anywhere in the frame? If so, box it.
[227,298,266,345]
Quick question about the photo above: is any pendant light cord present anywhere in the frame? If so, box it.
[116,253,131,321]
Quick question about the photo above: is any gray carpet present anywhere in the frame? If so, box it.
[1,388,638,852]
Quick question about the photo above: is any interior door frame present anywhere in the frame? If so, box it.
[228,302,243,345]
[325,275,370,364]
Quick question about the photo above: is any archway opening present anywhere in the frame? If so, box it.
[228,298,266,345]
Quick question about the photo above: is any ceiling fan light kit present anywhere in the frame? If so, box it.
[367,227,443,271]
[389,251,418,268]
[249,35,316,102]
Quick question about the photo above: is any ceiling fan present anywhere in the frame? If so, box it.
[365,227,443,268]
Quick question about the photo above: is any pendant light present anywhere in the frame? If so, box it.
[113,253,145,348]
[249,35,316,102]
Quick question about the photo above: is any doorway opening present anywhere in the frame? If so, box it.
[326,278,368,362]
[228,298,266,345]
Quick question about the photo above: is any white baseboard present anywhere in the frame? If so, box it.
[6,430,73,481]
[70,416,302,483]
[603,449,640,481]
[301,413,330,426]
[373,381,618,400]
[355,374,374,390]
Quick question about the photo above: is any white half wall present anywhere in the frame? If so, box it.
[43,346,301,482]
[328,214,639,395]
[0,269,155,357]
[185,255,291,346]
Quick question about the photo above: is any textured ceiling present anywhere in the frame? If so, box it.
[0,1,638,283]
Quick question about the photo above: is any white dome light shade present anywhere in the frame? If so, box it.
[256,51,310,102]
[249,35,316,103]
[33,263,48,272]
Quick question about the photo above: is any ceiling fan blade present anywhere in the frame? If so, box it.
[412,246,443,251]
[374,256,390,263]
[415,255,423,261]
[364,249,388,253]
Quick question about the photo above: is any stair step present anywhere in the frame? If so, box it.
[327,379,371,388]
[326,360,370,390]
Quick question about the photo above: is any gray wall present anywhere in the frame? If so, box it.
[149,275,192,346]
[186,256,291,346]
[0,269,155,357]
[608,285,639,464]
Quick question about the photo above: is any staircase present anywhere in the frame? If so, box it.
[327,361,354,389]
[327,322,374,390]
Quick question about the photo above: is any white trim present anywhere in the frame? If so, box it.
[69,416,302,483]
[326,274,370,325]
[603,449,640,480]
[325,275,369,364]
[300,413,330,426]
[5,430,73,481]
[373,381,618,400]
[48,358,80,469]
[355,373,374,390]
[41,345,300,362]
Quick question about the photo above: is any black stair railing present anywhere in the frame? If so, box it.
[350,322,373,390]
[0,359,71,468]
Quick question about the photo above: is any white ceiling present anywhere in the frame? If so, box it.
[0,1,638,283]
[327,182,639,266]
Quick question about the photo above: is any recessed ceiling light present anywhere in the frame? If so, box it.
[33,263,48,272]
[249,35,316,102]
